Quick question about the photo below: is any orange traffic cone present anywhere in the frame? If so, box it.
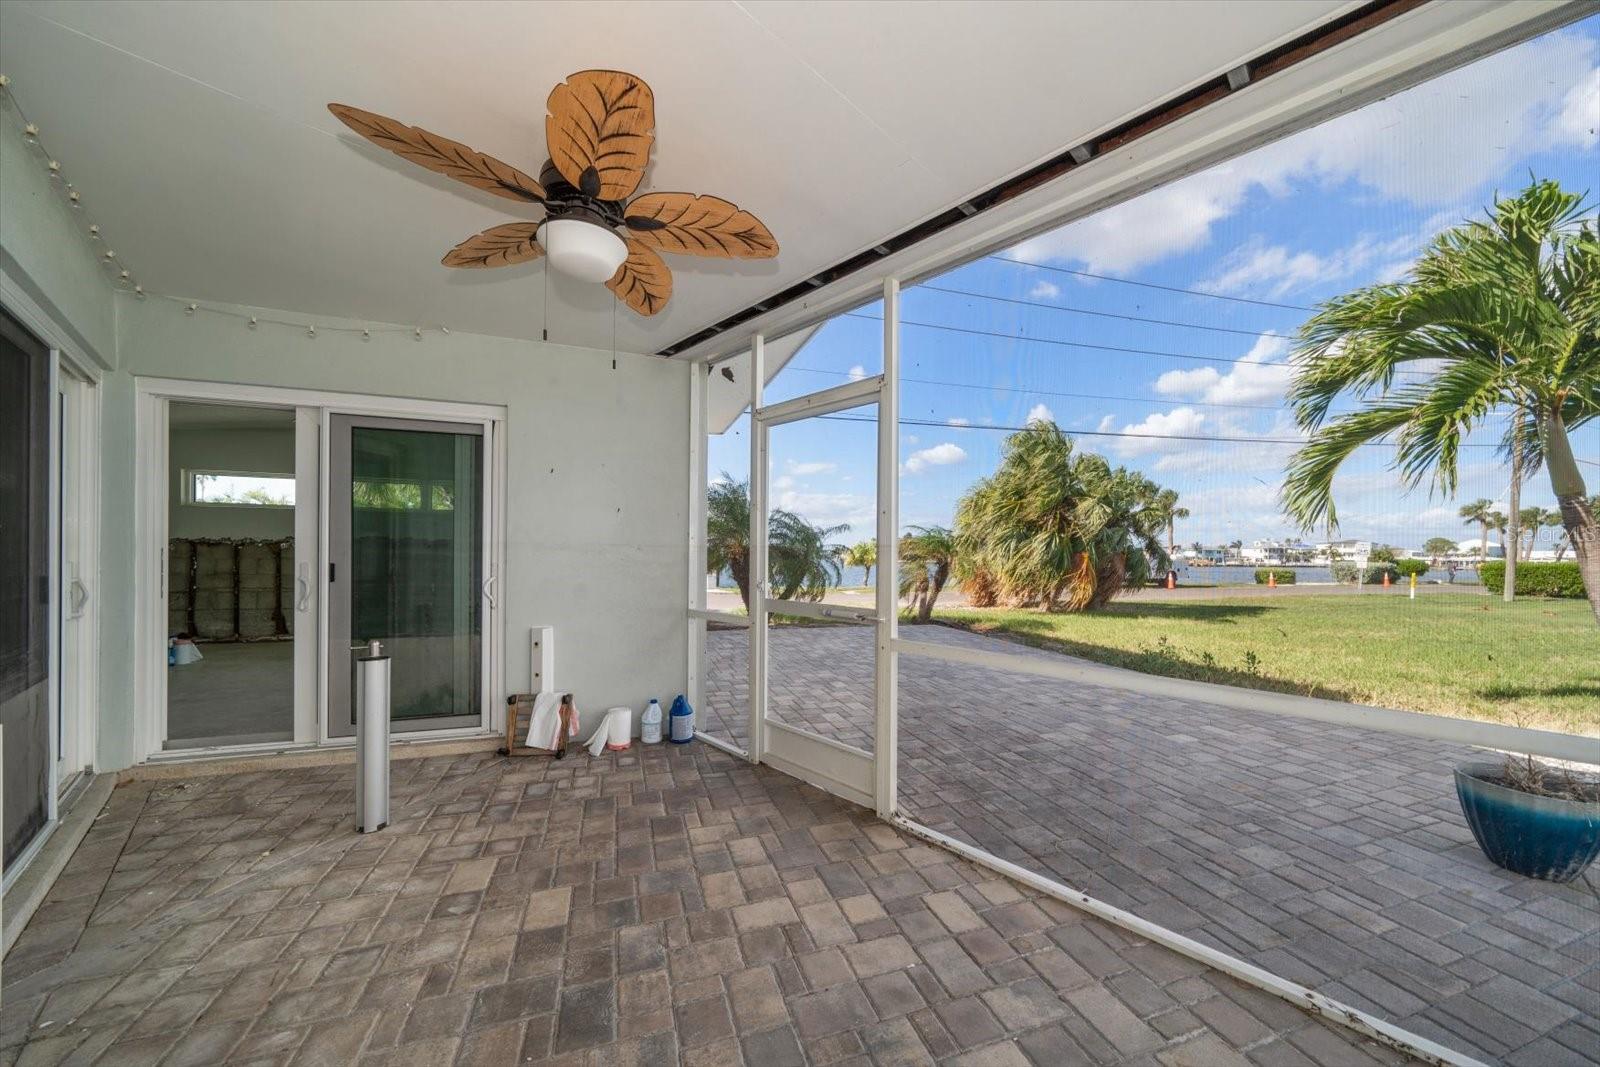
[1267,572,1276,588]
[1383,571,1392,588]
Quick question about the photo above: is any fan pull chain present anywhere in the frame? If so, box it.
[542,265,550,343]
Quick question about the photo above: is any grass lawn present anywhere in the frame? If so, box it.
[933,593,1600,735]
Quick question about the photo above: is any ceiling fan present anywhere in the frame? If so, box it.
[328,69,777,317]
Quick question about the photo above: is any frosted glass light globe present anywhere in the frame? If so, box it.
[538,218,628,283]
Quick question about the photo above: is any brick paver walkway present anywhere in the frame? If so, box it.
[702,623,1600,1065]
[0,746,1412,1066]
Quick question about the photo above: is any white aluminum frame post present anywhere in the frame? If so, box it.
[747,333,768,766]
[874,278,899,818]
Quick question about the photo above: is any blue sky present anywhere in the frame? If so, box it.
[712,17,1600,553]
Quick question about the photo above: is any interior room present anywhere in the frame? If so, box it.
[2,3,1596,1065]
[164,401,297,747]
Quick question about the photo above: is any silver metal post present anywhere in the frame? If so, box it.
[354,640,390,833]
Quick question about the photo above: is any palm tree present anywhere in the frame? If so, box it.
[1519,506,1556,557]
[1283,181,1599,623]
[1189,541,1204,555]
[1553,498,1597,560]
[706,474,851,609]
[1154,489,1190,557]
[899,526,957,623]
[1458,499,1494,560]
[707,475,753,609]
[955,422,1171,612]
[768,511,849,601]
[1488,511,1508,555]
[842,540,877,587]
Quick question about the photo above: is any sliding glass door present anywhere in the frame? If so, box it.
[1,308,51,873]
[327,415,486,735]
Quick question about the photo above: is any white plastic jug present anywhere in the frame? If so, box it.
[640,699,663,744]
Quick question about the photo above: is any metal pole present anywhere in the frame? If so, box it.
[355,640,390,833]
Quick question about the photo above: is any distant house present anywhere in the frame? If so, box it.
[1241,539,1287,564]
[1315,538,1373,561]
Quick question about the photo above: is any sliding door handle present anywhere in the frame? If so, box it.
[69,578,89,616]
[483,575,498,611]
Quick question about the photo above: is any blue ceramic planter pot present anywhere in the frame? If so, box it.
[1454,762,1600,883]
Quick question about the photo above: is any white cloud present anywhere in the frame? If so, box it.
[847,365,867,381]
[772,475,796,491]
[1550,66,1598,147]
[1104,407,1209,457]
[1006,31,1596,275]
[1026,403,1055,425]
[903,442,968,475]
[945,417,971,427]
[1095,414,1117,434]
[1199,234,1414,299]
[774,490,873,533]
[787,460,836,476]
[1028,280,1061,300]
[1154,335,1293,405]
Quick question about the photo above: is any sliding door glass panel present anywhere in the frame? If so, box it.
[1,308,51,870]
[762,404,877,753]
[329,417,483,735]
[164,402,297,748]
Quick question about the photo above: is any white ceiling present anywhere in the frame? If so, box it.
[1,0,1355,356]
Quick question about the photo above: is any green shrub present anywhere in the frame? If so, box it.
[1480,561,1588,598]
[1394,558,1429,578]
[1253,568,1295,585]
[1331,561,1360,584]
[1361,562,1399,585]
[1369,547,1397,563]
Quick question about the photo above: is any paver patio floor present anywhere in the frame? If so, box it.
[0,745,1412,1066]
[702,623,1600,1065]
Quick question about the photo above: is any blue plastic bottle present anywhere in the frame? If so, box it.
[669,695,695,743]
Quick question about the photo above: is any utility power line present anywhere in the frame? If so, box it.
[985,255,1315,313]
[816,412,1505,449]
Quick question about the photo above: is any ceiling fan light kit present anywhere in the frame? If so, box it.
[539,218,628,283]
[328,69,778,317]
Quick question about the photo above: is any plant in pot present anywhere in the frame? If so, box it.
[1455,753,1600,882]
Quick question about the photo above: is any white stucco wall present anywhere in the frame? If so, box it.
[91,294,691,770]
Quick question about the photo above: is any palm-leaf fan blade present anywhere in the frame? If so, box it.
[442,222,544,268]
[624,192,778,258]
[545,70,655,201]
[328,103,546,204]
[607,240,672,316]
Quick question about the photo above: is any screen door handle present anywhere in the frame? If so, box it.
[70,578,89,616]
[297,563,311,611]
[483,575,498,611]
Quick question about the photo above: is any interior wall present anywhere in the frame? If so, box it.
[0,106,116,369]
[99,294,690,770]
[167,423,295,540]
